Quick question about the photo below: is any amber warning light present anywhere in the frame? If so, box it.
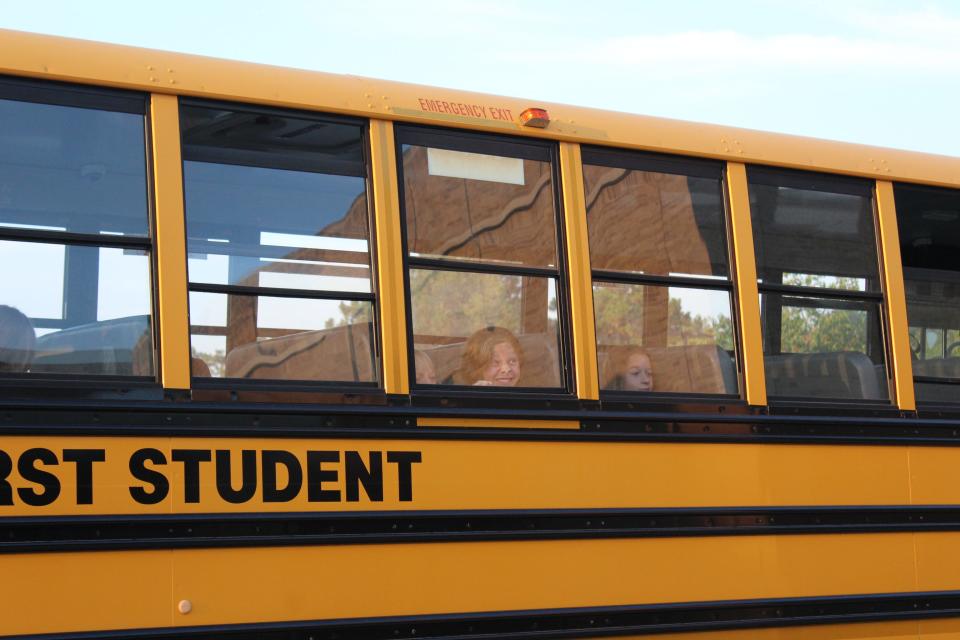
[519,107,550,128]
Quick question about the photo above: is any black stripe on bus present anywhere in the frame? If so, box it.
[14,591,960,639]
[4,505,960,554]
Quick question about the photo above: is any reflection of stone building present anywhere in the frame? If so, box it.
[583,165,722,348]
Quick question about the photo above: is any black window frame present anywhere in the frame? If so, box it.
[0,76,158,391]
[395,125,575,405]
[180,98,381,394]
[581,145,742,404]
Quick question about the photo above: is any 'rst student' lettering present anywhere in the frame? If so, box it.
[0,448,422,507]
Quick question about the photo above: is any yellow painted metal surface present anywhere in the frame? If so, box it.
[922,617,960,639]
[149,93,191,390]
[0,535,919,635]
[0,551,172,636]
[914,532,960,592]
[558,142,600,399]
[417,417,579,429]
[163,533,915,627]
[907,447,960,504]
[369,119,409,394]
[0,29,958,189]
[0,436,910,516]
[875,181,916,411]
[725,162,766,406]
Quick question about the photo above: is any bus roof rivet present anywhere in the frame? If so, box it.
[177,600,192,614]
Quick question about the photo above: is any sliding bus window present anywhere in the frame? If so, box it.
[181,102,377,385]
[895,183,960,403]
[397,127,566,391]
[0,78,154,379]
[748,167,889,402]
[582,148,737,397]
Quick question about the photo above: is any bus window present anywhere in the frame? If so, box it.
[397,128,565,390]
[0,78,154,378]
[181,103,377,384]
[748,168,888,401]
[894,183,960,403]
[582,148,737,397]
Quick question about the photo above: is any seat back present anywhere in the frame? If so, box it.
[764,351,885,400]
[224,322,375,382]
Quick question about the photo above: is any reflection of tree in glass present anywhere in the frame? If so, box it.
[192,348,225,377]
[410,270,522,337]
[778,274,866,354]
[324,300,371,329]
[593,285,732,350]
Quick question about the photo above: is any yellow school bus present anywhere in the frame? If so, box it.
[2,28,960,640]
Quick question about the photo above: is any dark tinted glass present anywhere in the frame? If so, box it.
[182,106,371,294]
[0,240,153,376]
[760,293,888,400]
[749,169,879,291]
[180,105,364,176]
[189,292,375,382]
[593,282,736,394]
[409,269,561,388]
[896,183,960,398]
[583,152,728,278]
[402,144,558,268]
[0,98,149,235]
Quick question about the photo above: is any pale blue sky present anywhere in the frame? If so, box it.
[2,0,959,156]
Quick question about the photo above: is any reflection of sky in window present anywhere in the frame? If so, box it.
[188,292,356,332]
[0,240,65,318]
[97,248,151,320]
[0,99,148,235]
[183,162,366,239]
[670,286,730,321]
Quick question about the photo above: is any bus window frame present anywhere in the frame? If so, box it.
[394,124,576,405]
[0,76,160,394]
[581,145,743,405]
[179,97,384,396]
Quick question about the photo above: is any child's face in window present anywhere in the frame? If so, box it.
[624,353,653,391]
[481,341,520,386]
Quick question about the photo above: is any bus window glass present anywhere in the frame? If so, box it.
[593,282,736,395]
[189,292,375,382]
[760,293,887,401]
[749,168,879,292]
[582,152,728,278]
[409,269,561,388]
[402,143,558,269]
[181,104,377,385]
[0,94,148,236]
[0,82,154,380]
[895,183,960,402]
[398,127,567,393]
[749,168,889,402]
[583,148,736,398]
[0,240,153,376]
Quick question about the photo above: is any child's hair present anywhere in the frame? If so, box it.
[457,326,523,385]
[601,345,652,391]
[0,305,36,373]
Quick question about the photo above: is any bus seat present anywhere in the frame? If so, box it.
[913,357,960,379]
[644,345,734,394]
[32,315,151,376]
[764,352,885,400]
[223,323,375,382]
[418,332,560,387]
